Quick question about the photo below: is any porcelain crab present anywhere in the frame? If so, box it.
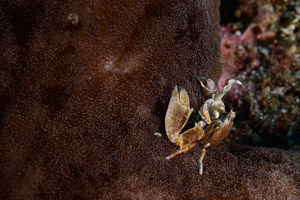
[155,79,243,174]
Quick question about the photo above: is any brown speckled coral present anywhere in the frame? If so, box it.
[0,0,299,200]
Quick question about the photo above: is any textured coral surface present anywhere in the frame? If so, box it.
[0,0,299,199]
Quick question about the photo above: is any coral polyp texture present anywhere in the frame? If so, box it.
[0,0,299,199]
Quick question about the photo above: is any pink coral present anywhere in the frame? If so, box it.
[219,25,261,89]
[219,1,280,89]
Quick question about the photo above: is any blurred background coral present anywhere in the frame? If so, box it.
[220,0,300,150]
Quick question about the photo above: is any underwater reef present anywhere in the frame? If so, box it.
[0,0,299,199]
[220,0,300,149]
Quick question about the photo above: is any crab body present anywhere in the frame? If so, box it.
[156,79,243,174]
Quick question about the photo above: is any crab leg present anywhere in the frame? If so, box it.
[166,123,204,160]
[198,143,210,175]
[166,143,196,160]
[213,79,244,103]
[154,132,162,137]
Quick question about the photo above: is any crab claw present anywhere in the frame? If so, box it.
[165,86,193,143]
[199,101,212,124]
[201,110,236,146]
[199,78,217,97]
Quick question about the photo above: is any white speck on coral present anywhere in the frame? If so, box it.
[67,13,79,25]
[104,60,115,71]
